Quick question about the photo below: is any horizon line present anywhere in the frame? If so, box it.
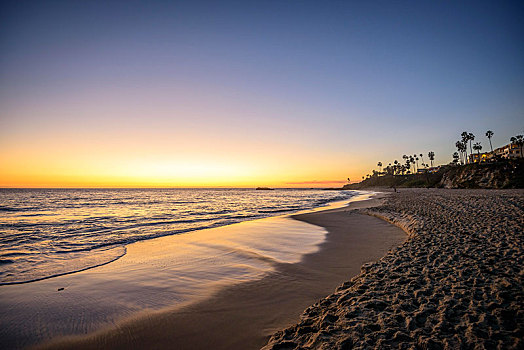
[0,186,345,190]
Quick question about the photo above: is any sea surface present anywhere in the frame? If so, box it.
[0,188,355,285]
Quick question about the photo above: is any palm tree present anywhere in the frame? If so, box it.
[403,155,410,174]
[377,162,382,173]
[455,141,466,164]
[473,142,482,162]
[428,151,435,167]
[485,130,494,152]
[468,133,475,159]
[461,132,469,162]
[463,140,469,162]
[510,135,524,158]
[452,152,459,165]
[415,156,419,172]
[455,141,461,163]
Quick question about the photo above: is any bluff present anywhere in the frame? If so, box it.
[344,159,523,189]
[439,160,523,189]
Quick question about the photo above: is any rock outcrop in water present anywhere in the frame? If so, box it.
[263,189,523,350]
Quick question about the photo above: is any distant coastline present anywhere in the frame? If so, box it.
[344,158,523,190]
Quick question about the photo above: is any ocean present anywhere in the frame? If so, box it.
[0,188,355,285]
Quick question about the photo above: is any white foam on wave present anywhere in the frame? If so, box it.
[0,189,357,285]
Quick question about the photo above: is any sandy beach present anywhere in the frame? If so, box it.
[5,189,521,349]
[264,189,523,349]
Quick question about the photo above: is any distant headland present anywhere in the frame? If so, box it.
[346,131,523,189]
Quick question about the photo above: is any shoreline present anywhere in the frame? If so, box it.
[264,188,523,349]
[1,189,356,287]
[28,192,407,349]
[1,214,326,349]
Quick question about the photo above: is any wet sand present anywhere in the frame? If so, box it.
[2,214,327,349]
[264,189,524,349]
[35,194,406,349]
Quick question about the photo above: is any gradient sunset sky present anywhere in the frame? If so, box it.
[1,1,523,187]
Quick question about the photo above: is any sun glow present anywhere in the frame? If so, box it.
[0,123,368,188]
[0,145,363,188]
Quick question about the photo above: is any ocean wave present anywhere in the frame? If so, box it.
[0,189,357,285]
[257,207,300,214]
[0,246,127,285]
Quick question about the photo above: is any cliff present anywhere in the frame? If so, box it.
[439,160,523,189]
[344,159,523,190]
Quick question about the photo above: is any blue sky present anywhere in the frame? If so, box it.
[1,0,523,186]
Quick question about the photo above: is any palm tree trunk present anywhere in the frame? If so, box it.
[489,138,493,152]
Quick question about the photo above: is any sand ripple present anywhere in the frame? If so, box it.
[263,189,523,349]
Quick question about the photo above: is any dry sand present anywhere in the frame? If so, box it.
[264,189,523,349]
[36,194,406,350]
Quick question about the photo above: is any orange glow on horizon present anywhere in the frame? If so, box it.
[0,113,371,188]
[0,151,364,188]
[0,172,354,189]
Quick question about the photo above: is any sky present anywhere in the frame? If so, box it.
[1,0,523,187]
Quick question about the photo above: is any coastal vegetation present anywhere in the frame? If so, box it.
[348,130,524,189]
[486,130,494,152]
[510,135,524,157]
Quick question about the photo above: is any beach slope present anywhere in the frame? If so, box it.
[264,189,523,349]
